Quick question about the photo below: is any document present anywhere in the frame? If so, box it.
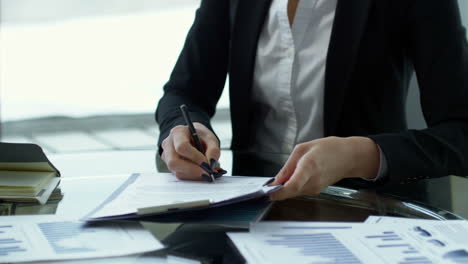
[364,215,453,224]
[228,220,468,264]
[85,173,280,221]
[21,254,202,264]
[228,222,377,264]
[0,215,163,263]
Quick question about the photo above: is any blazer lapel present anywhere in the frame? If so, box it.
[324,0,372,136]
[229,0,272,149]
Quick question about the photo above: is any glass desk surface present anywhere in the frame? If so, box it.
[1,150,467,263]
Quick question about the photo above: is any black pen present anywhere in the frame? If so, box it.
[180,104,216,183]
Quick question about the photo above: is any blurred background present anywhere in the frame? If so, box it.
[0,0,467,154]
[0,0,231,153]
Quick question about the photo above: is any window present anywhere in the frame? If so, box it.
[0,0,231,153]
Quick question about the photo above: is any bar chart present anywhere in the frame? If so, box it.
[362,230,433,264]
[264,232,362,264]
[38,221,97,254]
[0,224,28,257]
[0,217,163,263]
[229,221,468,264]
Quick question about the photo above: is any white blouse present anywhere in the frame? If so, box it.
[250,0,338,164]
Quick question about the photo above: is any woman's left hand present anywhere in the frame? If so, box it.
[269,136,380,201]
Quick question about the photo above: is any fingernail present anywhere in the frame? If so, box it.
[264,178,275,186]
[216,169,227,175]
[210,158,217,170]
[201,173,213,183]
[200,162,212,174]
[213,172,223,179]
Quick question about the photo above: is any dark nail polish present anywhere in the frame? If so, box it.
[201,174,213,182]
[210,158,217,170]
[213,172,223,179]
[262,178,275,187]
[200,162,212,174]
[217,169,227,175]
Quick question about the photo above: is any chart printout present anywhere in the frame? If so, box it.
[0,215,163,263]
[228,221,468,264]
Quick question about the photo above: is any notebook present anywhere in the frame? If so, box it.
[0,143,61,204]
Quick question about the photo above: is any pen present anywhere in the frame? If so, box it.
[179,104,216,183]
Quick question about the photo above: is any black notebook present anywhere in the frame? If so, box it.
[0,143,61,204]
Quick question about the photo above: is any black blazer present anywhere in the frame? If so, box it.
[156,0,468,185]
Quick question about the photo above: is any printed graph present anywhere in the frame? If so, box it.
[265,232,362,264]
[0,225,27,256]
[363,230,432,264]
[38,222,97,254]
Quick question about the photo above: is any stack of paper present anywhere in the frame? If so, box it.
[0,143,61,204]
[85,173,281,221]
[228,217,468,264]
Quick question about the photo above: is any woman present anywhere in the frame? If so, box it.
[156,0,468,200]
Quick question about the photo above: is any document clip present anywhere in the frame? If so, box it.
[137,199,211,215]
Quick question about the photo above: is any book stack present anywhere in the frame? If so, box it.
[0,143,61,204]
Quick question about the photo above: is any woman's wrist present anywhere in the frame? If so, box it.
[347,136,380,180]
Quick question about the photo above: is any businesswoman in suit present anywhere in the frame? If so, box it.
[156,0,468,200]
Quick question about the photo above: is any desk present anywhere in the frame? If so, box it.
[2,150,467,263]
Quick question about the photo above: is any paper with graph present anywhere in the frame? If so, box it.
[0,215,163,263]
[228,220,468,264]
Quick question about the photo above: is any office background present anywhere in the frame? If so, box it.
[0,0,467,150]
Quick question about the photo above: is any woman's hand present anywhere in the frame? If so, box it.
[269,136,380,200]
[161,122,222,181]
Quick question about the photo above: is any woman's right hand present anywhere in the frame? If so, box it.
[161,122,223,181]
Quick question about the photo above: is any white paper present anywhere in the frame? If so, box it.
[20,254,201,264]
[229,222,378,264]
[0,215,164,263]
[364,215,468,263]
[365,215,412,224]
[88,173,278,219]
[365,215,458,224]
[166,255,201,264]
[228,221,468,264]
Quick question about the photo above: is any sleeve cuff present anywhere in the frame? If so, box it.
[361,144,388,182]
